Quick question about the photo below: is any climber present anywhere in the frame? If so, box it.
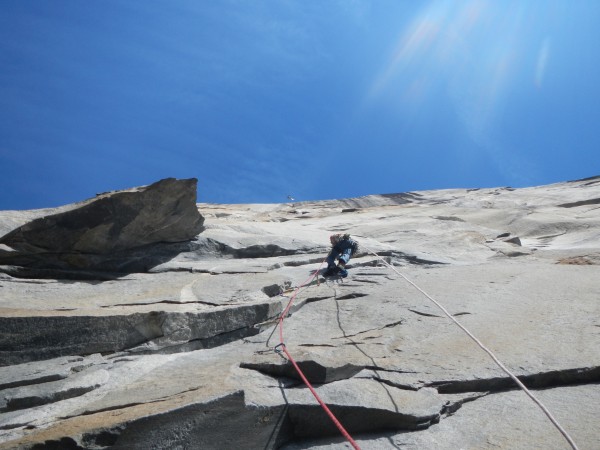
[323,234,359,278]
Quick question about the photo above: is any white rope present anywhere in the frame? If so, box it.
[361,243,579,450]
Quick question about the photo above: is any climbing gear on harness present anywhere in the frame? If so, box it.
[273,343,286,356]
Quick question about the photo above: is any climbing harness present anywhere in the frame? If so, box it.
[359,242,580,450]
[274,258,361,450]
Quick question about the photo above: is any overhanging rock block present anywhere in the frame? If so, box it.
[0,178,204,272]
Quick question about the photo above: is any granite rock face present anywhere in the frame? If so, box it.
[1,176,599,449]
[0,178,204,273]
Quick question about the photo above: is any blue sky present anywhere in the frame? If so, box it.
[1,1,599,209]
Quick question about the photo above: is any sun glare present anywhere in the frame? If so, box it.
[368,1,553,110]
[364,0,567,183]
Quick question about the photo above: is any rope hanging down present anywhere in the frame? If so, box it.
[275,259,361,450]
[361,243,579,450]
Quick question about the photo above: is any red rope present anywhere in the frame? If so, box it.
[276,260,361,450]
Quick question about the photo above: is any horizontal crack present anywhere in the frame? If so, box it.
[332,320,404,339]
[426,366,600,394]
[440,392,490,417]
[336,293,368,300]
[60,387,203,419]
[268,257,327,269]
[351,278,380,284]
[128,324,263,356]
[408,309,442,318]
[241,360,364,384]
[373,251,446,266]
[298,343,336,348]
[305,295,334,304]
[558,197,600,208]
[363,366,418,374]
[102,299,222,308]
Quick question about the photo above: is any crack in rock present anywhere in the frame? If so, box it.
[23,378,448,449]
[19,392,293,450]
[304,295,334,304]
[1,302,281,365]
[101,299,221,308]
[374,251,446,266]
[363,366,418,375]
[335,293,369,300]
[298,344,336,348]
[408,309,470,318]
[64,387,203,419]
[130,323,264,355]
[0,370,109,413]
[284,378,444,438]
[240,360,365,384]
[440,392,491,416]
[331,319,404,339]
[426,366,600,394]
[558,197,600,208]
